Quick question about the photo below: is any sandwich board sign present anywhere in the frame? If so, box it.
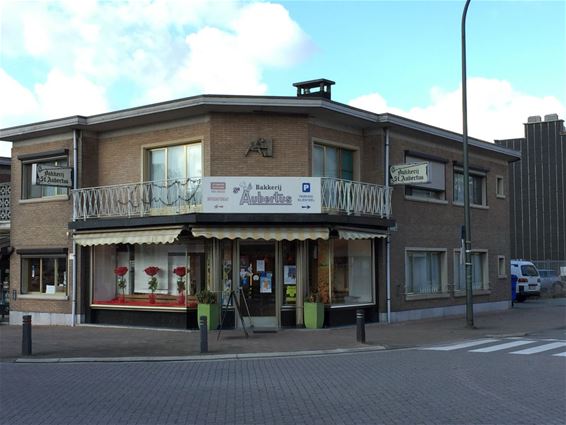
[389,163,429,185]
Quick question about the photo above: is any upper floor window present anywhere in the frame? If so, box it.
[403,154,446,201]
[149,143,202,182]
[496,175,505,198]
[453,168,486,206]
[20,150,69,200]
[313,143,354,180]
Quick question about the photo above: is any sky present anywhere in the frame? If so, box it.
[1,0,565,158]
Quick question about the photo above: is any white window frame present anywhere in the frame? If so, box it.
[495,175,505,199]
[404,154,447,203]
[404,248,448,300]
[453,249,490,294]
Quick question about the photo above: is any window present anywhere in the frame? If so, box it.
[453,169,486,206]
[148,143,202,208]
[313,143,354,180]
[454,250,488,291]
[21,157,68,200]
[498,256,506,278]
[21,255,67,296]
[406,250,446,295]
[404,154,446,201]
[496,176,505,198]
[308,239,374,305]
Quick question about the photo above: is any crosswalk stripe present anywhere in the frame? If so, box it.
[422,338,499,351]
[552,352,566,357]
[469,340,535,353]
[510,342,566,355]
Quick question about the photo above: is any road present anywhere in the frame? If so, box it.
[1,336,565,425]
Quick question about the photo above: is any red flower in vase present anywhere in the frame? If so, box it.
[173,266,187,278]
[114,266,128,277]
[144,266,160,277]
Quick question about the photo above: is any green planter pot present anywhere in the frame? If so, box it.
[197,303,220,331]
[304,302,324,329]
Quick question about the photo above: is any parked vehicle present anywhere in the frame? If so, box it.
[538,269,564,298]
[510,260,541,302]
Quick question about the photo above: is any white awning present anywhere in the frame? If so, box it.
[74,227,184,246]
[191,226,329,241]
[337,229,387,240]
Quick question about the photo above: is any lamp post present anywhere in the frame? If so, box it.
[461,0,474,328]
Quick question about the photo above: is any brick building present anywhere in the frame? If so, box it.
[1,79,520,328]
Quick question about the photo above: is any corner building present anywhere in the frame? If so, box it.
[2,79,520,328]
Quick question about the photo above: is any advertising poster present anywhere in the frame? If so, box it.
[284,265,297,285]
[260,272,272,293]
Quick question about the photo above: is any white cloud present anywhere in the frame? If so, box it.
[0,0,313,130]
[349,77,566,142]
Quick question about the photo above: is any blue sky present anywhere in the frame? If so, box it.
[1,0,564,157]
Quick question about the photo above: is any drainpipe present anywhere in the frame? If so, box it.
[71,129,80,326]
[384,127,391,324]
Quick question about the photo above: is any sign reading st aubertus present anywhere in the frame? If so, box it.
[389,162,429,185]
[32,164,73,188]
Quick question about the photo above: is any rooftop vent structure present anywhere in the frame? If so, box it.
[544,113,559,122]
[527,116,542,123]
[293,79,335,100]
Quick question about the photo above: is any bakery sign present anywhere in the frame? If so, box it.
[32,164,73,187]
[389,162,429,185]
[202,177,321,213]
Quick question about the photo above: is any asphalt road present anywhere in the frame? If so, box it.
[1,339,565,425]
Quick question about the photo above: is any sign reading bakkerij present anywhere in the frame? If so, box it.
[389,163,429,185]
[202,177,321,213]
[32,164,73,187]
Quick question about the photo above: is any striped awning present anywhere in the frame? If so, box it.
[191,226,329,241]
[74,227,184,246]
[337,229,387,240]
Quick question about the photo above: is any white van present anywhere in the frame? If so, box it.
[511,260,541,301]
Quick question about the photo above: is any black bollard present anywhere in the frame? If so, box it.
[200,316,208,353]
[356,309,366,343]
[22,315,32,356]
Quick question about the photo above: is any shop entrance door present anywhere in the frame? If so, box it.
[238,241,277,328]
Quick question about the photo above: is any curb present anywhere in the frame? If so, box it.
[14,345,387,364]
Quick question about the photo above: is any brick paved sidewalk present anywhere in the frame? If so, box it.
[1,298,564,362]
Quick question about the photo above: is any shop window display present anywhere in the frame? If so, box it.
[92,241,209,307]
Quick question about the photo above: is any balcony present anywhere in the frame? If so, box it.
[72,177,392,221]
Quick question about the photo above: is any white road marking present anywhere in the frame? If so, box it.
[469,340,535,353]
[422,339,499,351]
[511,341,566,355]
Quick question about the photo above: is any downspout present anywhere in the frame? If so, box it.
[384,127,391,324]
[71,129,80,326]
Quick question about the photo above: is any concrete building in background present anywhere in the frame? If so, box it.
[496,114,566,267]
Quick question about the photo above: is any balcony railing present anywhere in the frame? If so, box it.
[0,183,10,221]
[72,177,392,221]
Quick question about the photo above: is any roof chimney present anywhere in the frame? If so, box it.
[293,79,335,100]
[527,115,542,123]
[544,113,559,122]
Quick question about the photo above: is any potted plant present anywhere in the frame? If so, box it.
[196,289,219,330]
[114,266,128,303]
[173,266,187,305]
[144,266,160,304]
[304,292,324,329]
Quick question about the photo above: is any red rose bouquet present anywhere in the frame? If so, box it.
[144,266,160,293]
[173,266,187,293]
[114,266,128,295]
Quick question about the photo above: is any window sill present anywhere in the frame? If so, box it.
[452,202,489,210]
[454,289,491,297]
[18,294,69,301]
[405,292,450,301]
[404,196,448,205]
[496,194,506,200]
[498,275,507,279]
[20,195,70,204]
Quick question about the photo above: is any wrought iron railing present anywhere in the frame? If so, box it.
[0,183,10,221]
[72,177,392,221]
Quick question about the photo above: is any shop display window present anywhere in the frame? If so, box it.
[92,240,208,307]
[309,239,374,305]
[21,255,67,296]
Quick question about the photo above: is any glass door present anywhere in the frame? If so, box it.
[238,241,277,328]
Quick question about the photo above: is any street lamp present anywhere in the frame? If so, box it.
[461,0,474,328]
